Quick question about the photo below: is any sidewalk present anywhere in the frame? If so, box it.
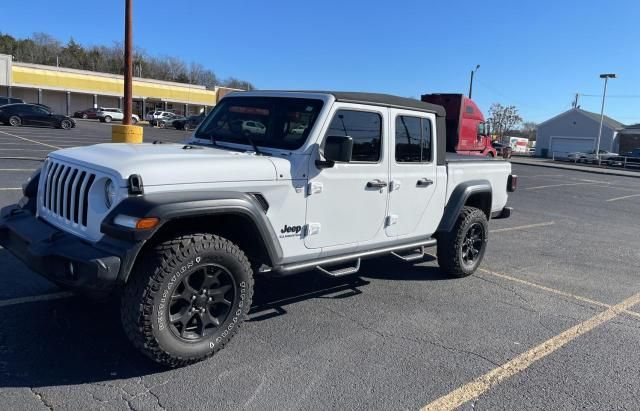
[510,156,640,178]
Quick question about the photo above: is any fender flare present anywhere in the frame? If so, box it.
[101,191,283,282]
[437,180,492,233]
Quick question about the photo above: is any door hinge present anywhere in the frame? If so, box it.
[308,182,323,195]
[386,215,399,226]
[306,222,321,235]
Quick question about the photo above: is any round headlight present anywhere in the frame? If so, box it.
[104,179,116,209]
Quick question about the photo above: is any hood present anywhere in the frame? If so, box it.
[49,143,278,186]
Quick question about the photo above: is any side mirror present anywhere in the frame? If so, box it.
[316,135,353,169]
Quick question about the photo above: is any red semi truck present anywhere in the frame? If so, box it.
[421,93,497,157]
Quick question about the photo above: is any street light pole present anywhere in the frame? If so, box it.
[595,73,616,160]
[123,0,133,126]
[468,64,480,99]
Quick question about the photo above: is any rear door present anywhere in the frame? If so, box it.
[386,109,438,237]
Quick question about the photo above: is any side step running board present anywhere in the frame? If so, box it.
[274,238,437,276]
[391,246,425,262]
[316,258,361,277]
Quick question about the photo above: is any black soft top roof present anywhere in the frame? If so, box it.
[312,91,445,117]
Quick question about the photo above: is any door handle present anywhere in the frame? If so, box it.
[416,178,433,187]
[366,179,388,189]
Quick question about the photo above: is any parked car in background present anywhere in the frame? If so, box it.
[73,107,100,119]
[0,103,75,129]
[528,147,536,155]
[568,149,618,164]
[96,107,139,124]
[146,110,174,121]
[0,96,24,106]
[175,113,206,131]
[158,115,187,129]
[491,141,513,159]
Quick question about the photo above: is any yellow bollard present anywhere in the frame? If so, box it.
[111,124,143,143]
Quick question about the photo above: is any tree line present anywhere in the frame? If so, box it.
[0,32,254,91]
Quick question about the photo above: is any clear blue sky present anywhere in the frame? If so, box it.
[2,0,639,125]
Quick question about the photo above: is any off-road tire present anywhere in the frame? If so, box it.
[437,206,488,278]
[121,233,254,367]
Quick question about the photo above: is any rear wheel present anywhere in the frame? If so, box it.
[437,206,488,278]
[131,117,138,125]
[8,116,21,127]
[121,233,254,367]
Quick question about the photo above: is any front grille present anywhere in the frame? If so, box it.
[41,160,96,227]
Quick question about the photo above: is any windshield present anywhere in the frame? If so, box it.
[195,97,324,150]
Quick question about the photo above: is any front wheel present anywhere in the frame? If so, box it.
[121,233,254,367]
[60,119,73,130]
[103,116,112,123]
[82,113,88,119]
[131,117,138,124]
[437,206,488,278]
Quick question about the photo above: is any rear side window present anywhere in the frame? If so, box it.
[395,115,432,163]
[327,110,382,162]
[0,98,8,105]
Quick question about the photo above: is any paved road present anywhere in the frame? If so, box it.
[0,121,639,410]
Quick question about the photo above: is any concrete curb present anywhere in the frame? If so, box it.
[510,158,640,178]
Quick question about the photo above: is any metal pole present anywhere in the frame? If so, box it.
[595,77,609,160]
[468,70,474,99]
[123,0,133,126]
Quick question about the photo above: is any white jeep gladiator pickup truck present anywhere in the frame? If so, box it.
[0,91,516,367]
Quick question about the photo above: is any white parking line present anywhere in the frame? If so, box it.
[0,168,36,171]
[0,130,62,149]
[490,221,555,233]
[606,193,640,202]
[525,182,603,190]
[0,188,22,191]
[0,291,74,308]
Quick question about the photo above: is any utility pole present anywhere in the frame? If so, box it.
[468,64,480,99]
[123,0,133,126]
[112,0,142,143]
[572,93,579,108]
[595,73,616,160]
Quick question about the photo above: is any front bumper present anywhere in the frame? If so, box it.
[0,205,122,295]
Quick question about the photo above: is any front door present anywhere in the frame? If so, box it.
[386,109,438,237]
[305,104,389,249]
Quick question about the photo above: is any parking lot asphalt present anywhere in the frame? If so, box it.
[0,121,639,410]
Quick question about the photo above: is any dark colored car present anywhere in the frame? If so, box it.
[158,115,187,129]
[174,113,206,131]
[0,96,24,106]
[491,141,513,159]
[74,107,99,119]
[0,104,76,129]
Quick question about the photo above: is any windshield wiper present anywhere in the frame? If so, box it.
[242,133,264,156]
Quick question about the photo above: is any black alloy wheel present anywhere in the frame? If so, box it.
[460,222,484,269]
[60,119,73,130]
[168,263,236,341]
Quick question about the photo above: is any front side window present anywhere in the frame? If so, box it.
[326,110,382,162]
[395,115,432,163]
[196,97,324,150]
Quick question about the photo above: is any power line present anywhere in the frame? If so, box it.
[579,94,640,98]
